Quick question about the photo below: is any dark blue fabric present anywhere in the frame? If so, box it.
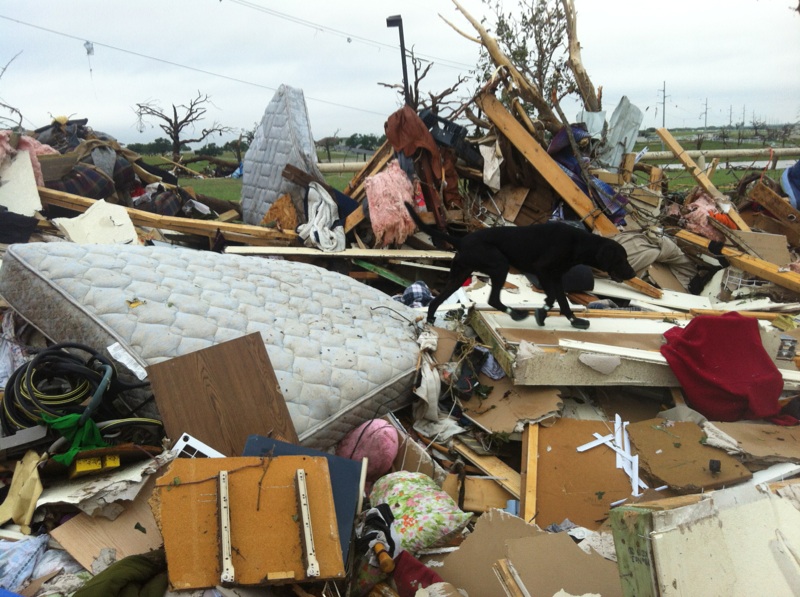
[547,125,628,226]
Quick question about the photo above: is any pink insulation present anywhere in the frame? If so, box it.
[682,191,725,242]
[0,130,59,186]
[364,159,418,247]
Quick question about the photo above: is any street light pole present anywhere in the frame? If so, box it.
[386,14,411,106]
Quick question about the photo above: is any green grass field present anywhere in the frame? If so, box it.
[143,144,792,205]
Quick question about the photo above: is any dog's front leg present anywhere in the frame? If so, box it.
[539,279,590,329]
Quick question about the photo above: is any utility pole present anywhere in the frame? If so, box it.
[659,81,668,150]
[703,98,708,132]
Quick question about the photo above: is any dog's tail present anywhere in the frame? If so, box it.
[404,202,461,248]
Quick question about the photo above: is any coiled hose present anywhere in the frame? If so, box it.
[0,342,163,450]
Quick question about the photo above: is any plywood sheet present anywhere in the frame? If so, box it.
[537,419,633,530]
[147,333,298,456]
[442,474,514,512]
[153,455,343,589]
[627,419,752,492]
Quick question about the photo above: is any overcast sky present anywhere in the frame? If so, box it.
[2,0,798,148]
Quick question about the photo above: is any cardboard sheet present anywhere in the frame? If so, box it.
[627,419,752,492]
[537,419,634,530]
[51,475,162,571]
[459,373,562,435]
[506,532,623,597]
[709,421,800,465]
[430,509,541,596]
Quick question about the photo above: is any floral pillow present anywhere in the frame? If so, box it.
[368,471,472,554]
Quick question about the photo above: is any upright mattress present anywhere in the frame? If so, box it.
[0,242,419,448]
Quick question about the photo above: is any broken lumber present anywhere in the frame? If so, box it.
[224,246,454,260]
[452,438,521,499]
[519,423,538,524]
[673,228,800,294]
[655,128,750,231]
[38,187,297,243]
[748,181,800,240]
[477,91,619,237]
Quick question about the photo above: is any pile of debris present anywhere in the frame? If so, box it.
[3,4,800,597]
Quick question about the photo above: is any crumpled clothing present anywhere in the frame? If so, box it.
[547,125,628,226]
[296,181,345,252]
[475,345,505,380]
[660,312,797,425]
[613,230,699,289]
[72,548,167,597]
[0,533,49,593]
[412,357,442,422]
[393,281,433,308]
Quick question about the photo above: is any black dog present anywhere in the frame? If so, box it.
[405,204,635,329]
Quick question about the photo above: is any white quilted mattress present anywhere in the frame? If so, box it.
[0,242,419,448]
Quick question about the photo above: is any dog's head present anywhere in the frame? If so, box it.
[596,241,636,282]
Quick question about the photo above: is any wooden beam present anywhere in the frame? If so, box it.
[674,228,800,294]
[224,246,454,259]
[519,423,538,524]
[620,153,636,183]
[655,128,750,231]
[748,181,800,236]
[38,187,298,243]
[477,92,620,237]
[492,559,529,597]
[350,259,413,288]
[452,438,521,499]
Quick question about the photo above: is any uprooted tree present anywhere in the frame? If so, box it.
[133,91,233,163]
[443,0,600,144]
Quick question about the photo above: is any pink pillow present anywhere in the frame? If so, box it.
[336,419,399,481]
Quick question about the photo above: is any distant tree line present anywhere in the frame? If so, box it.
[126,138,249,157]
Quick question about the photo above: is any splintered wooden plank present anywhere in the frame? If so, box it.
[673,228,800,294]
[38,187,298,242]
[655,128,750,231]
[519,423,539,524]
[477,92,620,237]
[452,439,521,499]
[154,456,344,589]
[147,333,298,456]
[748,181,800,237]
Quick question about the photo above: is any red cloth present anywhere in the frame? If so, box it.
[660,312,797,425]
[391,551,444,597]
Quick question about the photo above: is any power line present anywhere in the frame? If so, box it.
[225,0,476,71]
[0,14,390,118]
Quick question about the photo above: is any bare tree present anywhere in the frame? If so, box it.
[133,91,233,162]
[751,117,768,146]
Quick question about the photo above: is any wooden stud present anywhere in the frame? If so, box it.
[452,438,521,499]
[519,423,538,524]
[477,92,620,237]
